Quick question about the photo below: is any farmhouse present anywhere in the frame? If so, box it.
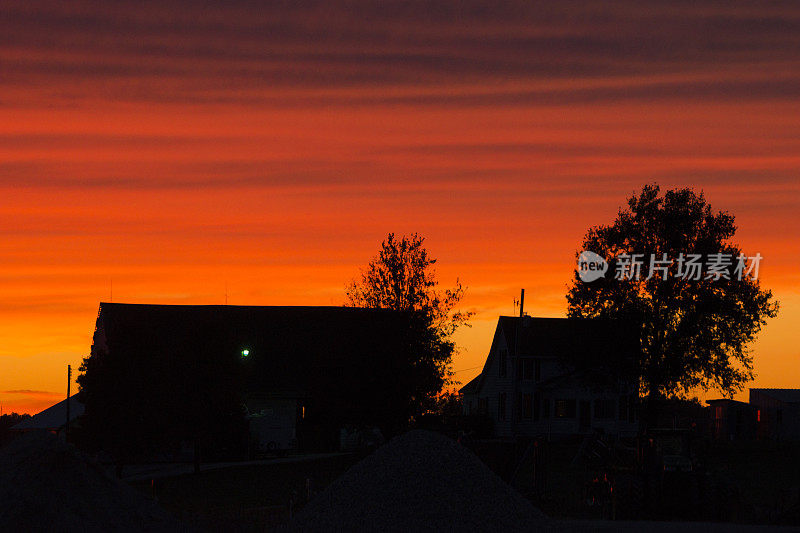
[460,314,640,439]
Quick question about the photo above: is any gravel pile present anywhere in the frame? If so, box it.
[288,429,550,532]
[0,431,186,532]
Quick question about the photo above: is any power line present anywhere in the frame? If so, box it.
[453,365,482,373]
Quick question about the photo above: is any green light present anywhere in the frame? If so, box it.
[241,349,250,357]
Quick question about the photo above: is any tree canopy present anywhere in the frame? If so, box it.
[346,233,473,416]
[566,184,778,403]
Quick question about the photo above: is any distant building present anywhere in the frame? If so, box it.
[10,394,84,439]
[460,315,640,439]
[750,388,800,441]
[707,398,757,441]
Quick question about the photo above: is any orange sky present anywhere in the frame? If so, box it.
[2,1,799,414]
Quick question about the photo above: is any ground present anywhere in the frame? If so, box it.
[128,453,361,531]
[123,437,800,531]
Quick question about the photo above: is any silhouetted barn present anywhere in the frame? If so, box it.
[750,388,800,441]
[83,303,412,455]
[460,316,640,439]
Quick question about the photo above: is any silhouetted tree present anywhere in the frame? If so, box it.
[346,233,473,417]
[567,185,778,425]
[431,389,464,417]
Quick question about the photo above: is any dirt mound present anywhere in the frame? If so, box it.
[0,431,186,532]
[288,429,549,532]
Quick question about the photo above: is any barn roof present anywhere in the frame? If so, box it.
[93,302,411,393]
[458,374,482,395]
[11,394,84,431]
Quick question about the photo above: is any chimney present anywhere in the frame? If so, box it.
[519,288,525,317]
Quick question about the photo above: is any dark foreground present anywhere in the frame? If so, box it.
[2,430,799,532]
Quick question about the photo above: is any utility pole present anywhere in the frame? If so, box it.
[66,364,71,441]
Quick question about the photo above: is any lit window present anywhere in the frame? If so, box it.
[554,399,576,418]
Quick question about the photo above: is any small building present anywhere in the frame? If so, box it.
[460,315,639,439]
[707,398,757,441]
[10,394,84,439]
[750,388,800,441]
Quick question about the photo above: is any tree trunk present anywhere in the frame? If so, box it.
[645,384,660,431]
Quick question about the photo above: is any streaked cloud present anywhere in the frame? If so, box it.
[2,1,800,106]
[0,1,798,410]
[2,389,59,396]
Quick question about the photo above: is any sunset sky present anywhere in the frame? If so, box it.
[2,1,799,414]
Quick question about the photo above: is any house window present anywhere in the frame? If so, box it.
[478,397,488,415]
[499,349,507,378]
[499,393,507,421]
[619,394,636,422]
[522,393,533,419]
[534,392,541,422]
[554,399,576,418]
[542,398,550,419]
[535,359,541,381]
[777,409,783,425]
[593,398,615,419]
[517,358,534,380]
[757,409,761,422]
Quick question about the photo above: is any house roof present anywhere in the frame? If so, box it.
[750,389,800,404]
[459,374,482,395]
[497,316,637,359]
[459,315,639,397]
[11,394,84,431]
